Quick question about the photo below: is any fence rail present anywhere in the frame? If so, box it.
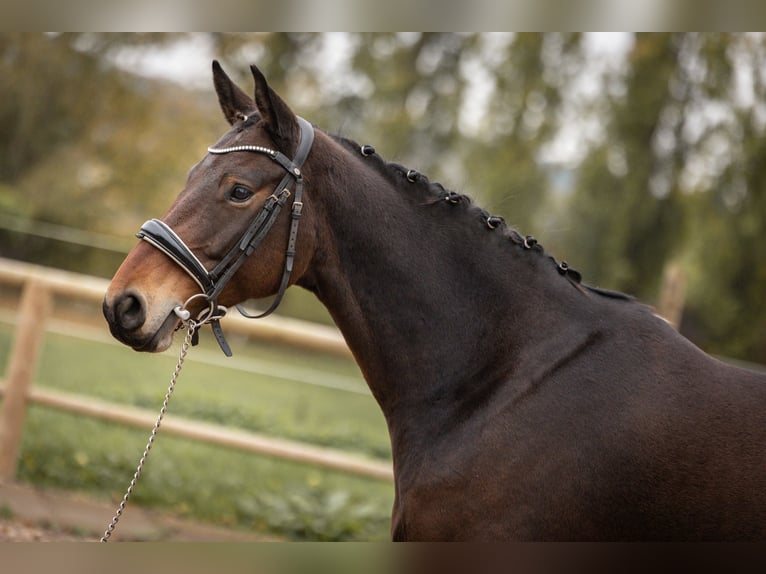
[0,257,392,483]
[0,257,352,358]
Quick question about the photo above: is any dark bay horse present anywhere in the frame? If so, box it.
[103,61,766,540]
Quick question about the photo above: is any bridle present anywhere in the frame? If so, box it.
[135,116,315,356]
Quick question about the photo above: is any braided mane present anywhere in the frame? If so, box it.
[330,132,632,302]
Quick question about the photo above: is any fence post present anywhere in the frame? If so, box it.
[0,279,52,482]
[657,261,687,330]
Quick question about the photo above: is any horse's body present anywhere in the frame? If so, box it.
[103,62,766,540]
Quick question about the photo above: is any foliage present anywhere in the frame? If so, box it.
[561,33,766,361]
[18,408,392,541]
[564,34,687,299]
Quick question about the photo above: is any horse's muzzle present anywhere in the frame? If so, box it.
[102,290,177,352]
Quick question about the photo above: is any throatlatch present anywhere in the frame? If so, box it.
[136,116,315,356]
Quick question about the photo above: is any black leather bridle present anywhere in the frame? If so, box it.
[136,116,315,356]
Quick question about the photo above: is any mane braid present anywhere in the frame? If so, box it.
[333,132,632,302]
[336,133,543,252]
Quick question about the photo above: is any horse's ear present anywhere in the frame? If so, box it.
[250,64,299,149]
[212,60,256,126]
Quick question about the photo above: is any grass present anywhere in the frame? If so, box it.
[36,326,391,459]
[0,320,395,540]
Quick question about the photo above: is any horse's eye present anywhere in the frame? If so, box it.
[229,185,254,203]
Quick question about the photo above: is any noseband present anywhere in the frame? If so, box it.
[136,116,315,356]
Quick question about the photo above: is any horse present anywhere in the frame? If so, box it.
[103,61,766,541]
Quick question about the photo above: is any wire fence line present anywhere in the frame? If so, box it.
[0,310,370,395]
[0,212,135,254]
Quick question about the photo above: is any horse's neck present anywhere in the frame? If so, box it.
[300,145,584,434]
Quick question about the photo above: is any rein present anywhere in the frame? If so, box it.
[136,116,315,356]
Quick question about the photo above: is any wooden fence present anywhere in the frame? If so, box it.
[0,257,393,483]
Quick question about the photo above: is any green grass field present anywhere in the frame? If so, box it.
[0,320,395,540]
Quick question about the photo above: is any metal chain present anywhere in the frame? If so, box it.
[100,319,197,542]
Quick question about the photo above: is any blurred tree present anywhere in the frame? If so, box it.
[562,34,688,300]
[240,33,569,231]
[0,34,182,186]
[0,33,220,275]
[0,34,96,184]
[560,33,766,362]
[679,34,766,361]
[343,33,469,172]
[463,33,583,233]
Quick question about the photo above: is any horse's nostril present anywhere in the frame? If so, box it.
[115,292,146,331]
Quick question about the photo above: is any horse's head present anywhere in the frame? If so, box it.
[103,62,318,352]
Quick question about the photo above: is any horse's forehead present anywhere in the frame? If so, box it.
[186,125,272,181]
[212,121,268,148]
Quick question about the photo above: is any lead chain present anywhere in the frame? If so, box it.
[100,319,197,542]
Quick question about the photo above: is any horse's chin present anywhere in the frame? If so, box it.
[115,311,180,353]
[133,328,176,353]
[146,311,183,352]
